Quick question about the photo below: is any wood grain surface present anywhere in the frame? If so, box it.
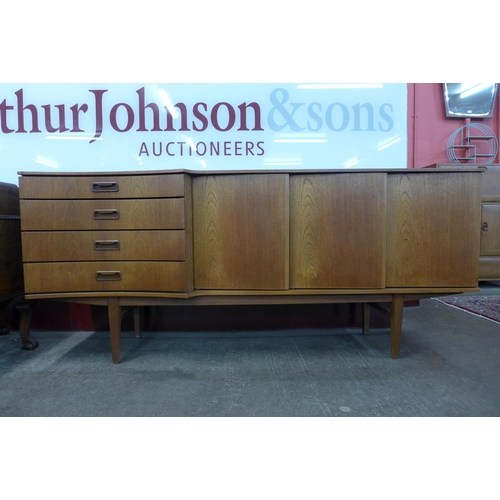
[20,198,185,230]
[19,174,186,199]
[193,174,289,289]
[386,172,481,287]
[290,173,386,288]
[21,230,186,262]
[23,261,188,293]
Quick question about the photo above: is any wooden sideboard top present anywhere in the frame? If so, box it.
[18,167,484,177]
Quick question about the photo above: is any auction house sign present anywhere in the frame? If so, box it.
[0,83,407,185]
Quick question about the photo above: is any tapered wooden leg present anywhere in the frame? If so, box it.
[133,306,142,338]
[108,297,121,364]
[11,296,38,350]
[390,295,405,359]
[362,303,371,334]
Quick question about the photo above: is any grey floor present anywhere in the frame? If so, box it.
[1,285,499,417]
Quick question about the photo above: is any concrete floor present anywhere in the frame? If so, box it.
[1,284,499,417]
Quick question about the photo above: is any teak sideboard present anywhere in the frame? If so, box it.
[17,168,482,363]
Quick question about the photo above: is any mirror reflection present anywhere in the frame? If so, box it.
[443,83,498,118]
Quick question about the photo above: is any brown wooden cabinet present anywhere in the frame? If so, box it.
[18,168,483,363]
[0,181,24,335]
[0,182,23,298]
[0,181,37,348]
[426,163,500,281]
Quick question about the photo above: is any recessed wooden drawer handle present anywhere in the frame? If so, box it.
[94,209,119,220]
[95,240,120,251]
[92,181,119,192]
[96,270,122,281]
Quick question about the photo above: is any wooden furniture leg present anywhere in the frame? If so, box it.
[11,296,38,350]
[133,306,142,338]
[107,297,121,364]
[362,303,371,334]
[390,295,405,359]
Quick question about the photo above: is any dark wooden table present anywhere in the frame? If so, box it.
[0,182,37,349]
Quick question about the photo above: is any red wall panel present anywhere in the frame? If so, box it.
[408,83,500,168]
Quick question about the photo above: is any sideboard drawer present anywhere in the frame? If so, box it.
[19,174,186,199]
[22,230,186,262]
[20,198,185,230]
[23,261,188,293]
[479,257,500,279]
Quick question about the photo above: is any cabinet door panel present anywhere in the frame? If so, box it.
[481,204,500,255]
[480,165,500,202]
[386,172,481,287]
[290,173,386,289]
[193,174,288,290]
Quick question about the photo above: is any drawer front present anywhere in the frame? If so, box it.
[24,261,188,293]
[19,174,186,199]
[22,230,185,262]
[20,198,185,230]
[479,257,500,280]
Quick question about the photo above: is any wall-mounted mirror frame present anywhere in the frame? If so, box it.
[443,83,498,118]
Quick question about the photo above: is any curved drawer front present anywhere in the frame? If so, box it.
[20,198,185,230]
[21,230,186,262]
[19,174,186,199]
[479,257,500,280]
[23,261,188,293]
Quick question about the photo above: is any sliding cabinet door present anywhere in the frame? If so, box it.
[193,174,289,290]
[290,173,387,289]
